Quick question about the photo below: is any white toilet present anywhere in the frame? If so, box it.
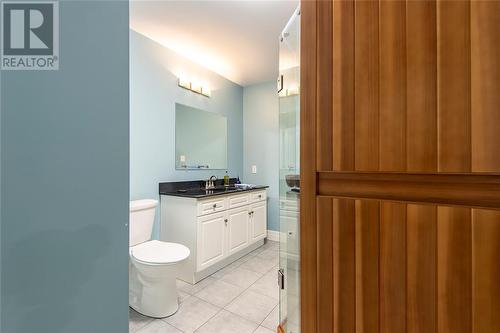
[129,199,190,318]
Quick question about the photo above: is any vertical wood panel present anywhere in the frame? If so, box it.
[355,200,379,333]
[379,0,406,172]
[437,207,472,333]
[354,0,379,171]
[333,199,356,333]
[472,209,500,332]
[333,0,355,172]
[406,2,438,331]
[471,0,500,172]
[406,0,437,172]
[316,0,333,171]
[317,197,333,332]
[437,0,471,172]
[407,204,437,333]
[436,2,473,333]
[470,3,500,332]
[380,202,406,333]
[299,1,317,332]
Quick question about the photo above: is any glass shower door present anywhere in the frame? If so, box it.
[278,6,300,333]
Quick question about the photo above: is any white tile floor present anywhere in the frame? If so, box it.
[129,240,279,333]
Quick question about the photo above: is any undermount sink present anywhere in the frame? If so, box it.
[208,186,238,192]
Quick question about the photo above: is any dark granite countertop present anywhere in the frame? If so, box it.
[159,179,268,199]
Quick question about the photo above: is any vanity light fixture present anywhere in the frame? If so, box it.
[178,77,211,98]
[190,82,202,94]
[178,77,191,90]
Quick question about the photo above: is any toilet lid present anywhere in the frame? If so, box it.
[131,240,190,265]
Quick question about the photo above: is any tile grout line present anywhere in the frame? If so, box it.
[195,244,279,328]
[162,295,222,333]
[180,260,275,330]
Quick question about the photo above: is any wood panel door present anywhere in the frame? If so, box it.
[300,0,500,332]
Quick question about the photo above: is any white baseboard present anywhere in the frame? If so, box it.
[266,229,280,242]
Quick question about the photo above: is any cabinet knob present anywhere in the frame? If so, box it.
[212,204,217,209]
[258,195,262,198]
[224,219,228,226]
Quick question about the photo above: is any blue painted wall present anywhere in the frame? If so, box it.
[0,2,129,332]
[130,31,243,237]
[243,82,279,231]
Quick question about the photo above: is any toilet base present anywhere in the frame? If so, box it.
[129,260,180,318]
[129,303,179,319]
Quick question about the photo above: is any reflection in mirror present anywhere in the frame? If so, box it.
[175,103,228,170]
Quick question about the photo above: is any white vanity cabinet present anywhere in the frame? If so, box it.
[250,202,267,242]
[197,212,227,270]
[226,206,250,256]
[161,189,267,283]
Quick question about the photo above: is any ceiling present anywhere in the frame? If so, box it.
[130,0,299,87]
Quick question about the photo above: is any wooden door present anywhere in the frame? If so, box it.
[300,0,500,332]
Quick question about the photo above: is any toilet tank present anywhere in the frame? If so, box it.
[129,199,158,247]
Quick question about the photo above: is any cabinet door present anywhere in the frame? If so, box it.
[197,212,226,271]
[227,207,250,255]
[250,202,267,243]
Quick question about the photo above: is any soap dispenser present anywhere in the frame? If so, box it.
[224,171,230,187]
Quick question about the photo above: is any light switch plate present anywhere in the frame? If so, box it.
[251,165,257,174]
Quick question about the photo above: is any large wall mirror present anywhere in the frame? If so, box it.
[175,103,228,170]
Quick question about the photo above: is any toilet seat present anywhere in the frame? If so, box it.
[131,240,190,265]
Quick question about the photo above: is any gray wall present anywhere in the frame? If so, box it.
[243,81,279,231]
[0,1,129,332]
[130,30,243,238]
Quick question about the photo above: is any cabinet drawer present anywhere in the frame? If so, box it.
[198,197,227,216]
[228,194,250,209]
[249,190,266,203]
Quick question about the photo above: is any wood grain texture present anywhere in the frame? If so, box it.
[354,0,379,171]
[437,0,471,172]
[472,209,500,333]
[471,0,500,172]
[301,0,500,331]
[316,197,333,332]
[436,3,473,332]
[470,4,500,332]
[380,202,406,333]
[299,1,317,332]
[333,199,356,333]
[333,0,355,172]
[379,0,406,172]
[407,204,437,333]
[318,172,500,209]
[355,200,380,333]
[437,206,472,333]
[316,0,333,171]
[406,0,437,172]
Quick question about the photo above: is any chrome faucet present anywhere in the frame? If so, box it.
[205,175,217,190]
